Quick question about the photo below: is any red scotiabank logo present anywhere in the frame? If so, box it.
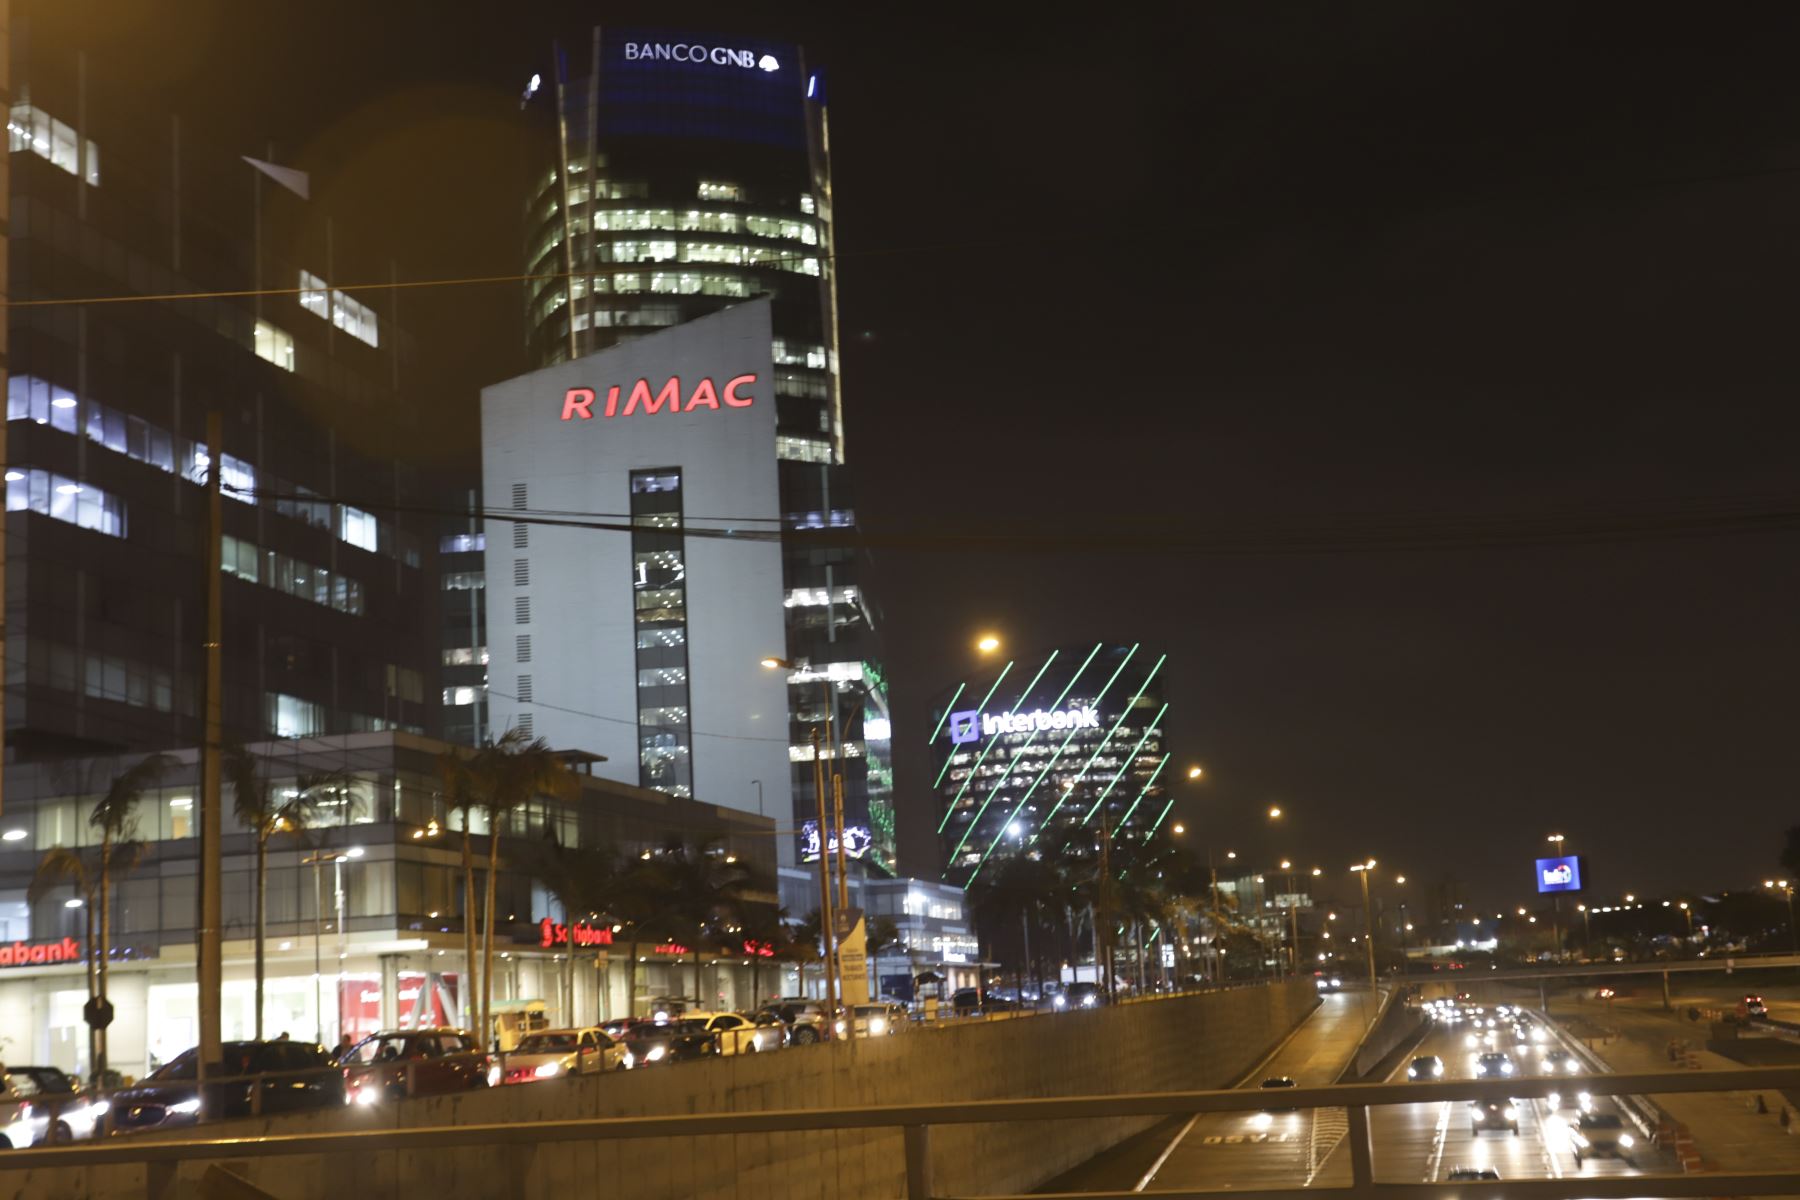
[539,917,614,948]
[561,374,758,421]
[0,937,81,968]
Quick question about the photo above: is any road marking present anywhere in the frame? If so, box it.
[1307,1108,1349,1184]
[1134,1113,1199,1192]
[1424,1100,1452,1181]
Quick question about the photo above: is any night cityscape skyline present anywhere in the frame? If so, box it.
[21,1,1796,912]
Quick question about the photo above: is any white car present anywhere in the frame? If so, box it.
[500,1028,625,1083]
[687,1011,782,1055]
[849,1003,908,1037]
[7,1067,104,1143]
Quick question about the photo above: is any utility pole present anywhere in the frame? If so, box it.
[1353,860,1377,993]
[810,730,838,1031]
[197,411,225,1077]
[1097,807,1114,1000]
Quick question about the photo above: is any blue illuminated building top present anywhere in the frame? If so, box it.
[568,29,816,151]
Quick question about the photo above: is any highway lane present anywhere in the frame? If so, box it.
[1132,990,1375,1191]
[1366,1002,1672,1185]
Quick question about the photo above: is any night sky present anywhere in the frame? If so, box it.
[65,3,1800,913]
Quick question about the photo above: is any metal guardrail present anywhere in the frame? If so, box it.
[1,1066,1796,1199]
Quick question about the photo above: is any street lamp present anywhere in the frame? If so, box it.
[1677,901,1693,939]
[1349,860,1377,989]
[976,634,1001,655]
[1267,806,1282,820]
[1765,881,1797,952]
[1171,823,1185,835]
[1187,765,1204,780]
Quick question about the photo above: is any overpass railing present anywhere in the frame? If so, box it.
[2,1066,1797,1199]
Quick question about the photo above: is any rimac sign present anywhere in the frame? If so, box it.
[622,42,780,72]
[561,374,759,421]
[947,706,1100,745]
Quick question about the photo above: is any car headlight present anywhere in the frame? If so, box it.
[623,1052,636,1069]
[170,1097,202,1115]
[534,1061,561,1079]
[1317,979,1328,990]
[1433,1063,1443,1077]
[352,1087,379,1107]
[1250,1112,1273,1130]
[834,1020,847,1035]
[1577,1092,1592,1109]
[1566,1061,1580,1073]
[1081,994,1096,1007]
[1053,994,1067,1008]
[1331,978,1342,987]
[487,1063,501,1087]
[1503,1107,1517,1121]
[1465,1034,1478,1048]
[1618,1134,1634,1148]
[645,1046,665,1062]
[869,1018,887,1037]
[88,1100,111,1117]
[1501,1062,1514,1075]
[1548,1092,1561,1109]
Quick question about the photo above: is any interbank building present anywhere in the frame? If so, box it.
[931,644,1171,887]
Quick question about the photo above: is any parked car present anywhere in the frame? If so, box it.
[1407,1055,1444,1081]
[6,1066,104,1143]
[340,1029,491,1106]
[951,987,983,1016]
[1567,1111,1635,1166]
[1469,1099,1519,1135]
[111,1041,345,1134]
[850,1002,909,1037]
[620,1019,717,1068]
[500,1028,625,1083]
[757,1000,829,1044]
[686,1011,782,1055]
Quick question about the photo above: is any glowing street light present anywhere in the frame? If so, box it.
[1267,806,1283,820]
[1187,765,1204,780]
[1171,823,1186,835]
[976,634,1001,654]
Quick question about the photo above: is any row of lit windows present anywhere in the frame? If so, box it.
[9,374,415,564]
[7,103,98,185]
[591,207,818,244]
[5,468,126,537]
[442,646,489,666]
[772,339,830,370]
[777,435,834,464]
[19,635,180,714]
[221,534,366,616]
[570,306,684,333]
[299,270,380,348]
[254,320,296,371]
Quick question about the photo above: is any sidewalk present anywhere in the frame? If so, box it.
[1549,994,1800,1173]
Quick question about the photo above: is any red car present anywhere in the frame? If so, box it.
[340,1028,492,1106]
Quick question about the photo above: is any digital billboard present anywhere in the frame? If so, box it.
[1535,855,1585,894]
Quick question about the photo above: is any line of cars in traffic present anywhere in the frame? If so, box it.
[1410,998,1642,1173]
[5,997,917,1144]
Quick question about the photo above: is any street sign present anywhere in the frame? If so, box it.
[83,995,115,1030]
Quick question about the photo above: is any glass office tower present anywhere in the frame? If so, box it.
[519,28,892,871]
[931,643,1171,887]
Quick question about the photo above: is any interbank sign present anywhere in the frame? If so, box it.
[947,706,1100,745]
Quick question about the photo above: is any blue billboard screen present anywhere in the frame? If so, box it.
[1535,855,1584,894]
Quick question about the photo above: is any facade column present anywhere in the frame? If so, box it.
[379,954,399,1030]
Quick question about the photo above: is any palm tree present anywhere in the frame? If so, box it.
[647,837,762,1005]
[969,852,1055,998]
[736,903,793,1011]
[468,730,577,1043]
[226,745,338,1041]
[30,849,99,1079]
[436,746,481,1030]
[89,753,172,1077]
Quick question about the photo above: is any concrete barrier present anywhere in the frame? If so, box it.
[4,978,1318,1199]
[1340,990,1427,1082]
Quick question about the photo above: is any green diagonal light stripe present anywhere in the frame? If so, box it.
[1072,656,1167,824]
[931,661,1014,795]
[927,681,967,746]
[1083,701,1169,825]
[1112,752,1170,832]
[1025,645,1146,836]
[1148,796,1177,833]
[935,650,1061,840]
[949,643,1106,880]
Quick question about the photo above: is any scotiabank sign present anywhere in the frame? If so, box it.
[539,918,615,948]
[0,937,81,967]
[561,374,758,421]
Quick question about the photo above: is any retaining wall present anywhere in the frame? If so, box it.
[6,978,1318,1200]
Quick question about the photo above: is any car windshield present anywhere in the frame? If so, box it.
[1581,1114,1623,1129]
[517,1033,580,1053]
[345,1036,416,1064]
[1261,1078,1295,1087]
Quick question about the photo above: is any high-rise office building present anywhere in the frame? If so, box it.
[502,28,892,870]
[4,5,443,757]
[931,643,1171,887]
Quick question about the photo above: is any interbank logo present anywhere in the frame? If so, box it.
[947,706,1100,745]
